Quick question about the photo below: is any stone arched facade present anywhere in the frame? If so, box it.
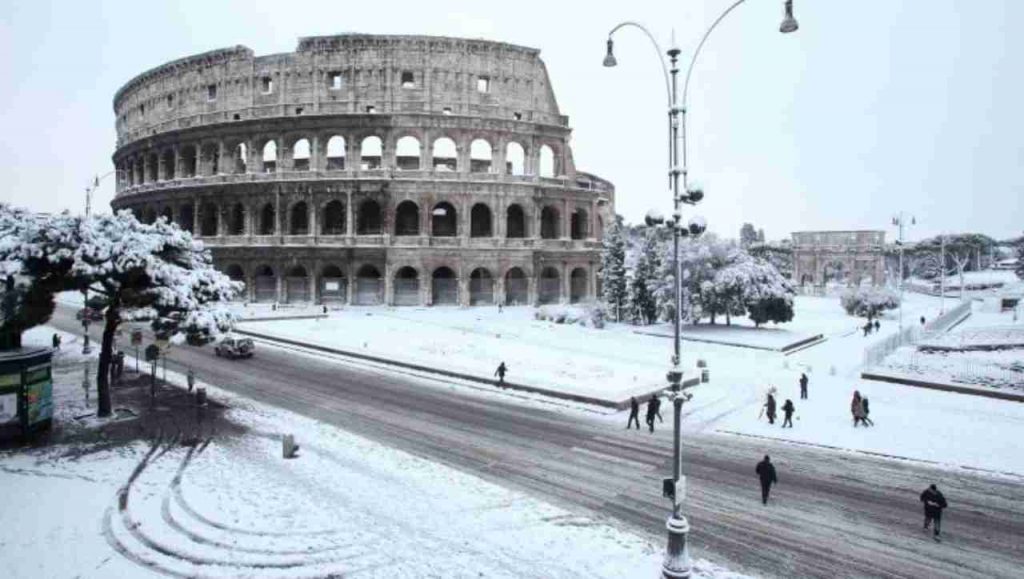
[110,34,614,306]
[791,231,886,288]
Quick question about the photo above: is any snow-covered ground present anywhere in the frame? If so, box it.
[1,327,744,579]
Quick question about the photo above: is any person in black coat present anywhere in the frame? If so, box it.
[862,396,874,426]
[494,362,507,388]
[781,399,795,428]
[799,373,808,400]
[652,395,663,423]
[874,319,880,332]
[627,397,641,430]
[920,484,948,539]
[756,455,778,505]
[646,397,658,433]
[765,393,777,425]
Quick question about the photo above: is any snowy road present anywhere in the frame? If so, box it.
[52,307,1024,578]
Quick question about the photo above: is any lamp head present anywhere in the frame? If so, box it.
[603,38,618,67]
[688,215,707,236]
[644,208,665,227]
[780,0,799,34]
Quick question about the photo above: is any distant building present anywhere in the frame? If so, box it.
[791,230,886,287]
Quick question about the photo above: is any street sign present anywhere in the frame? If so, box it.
[662,476,687,505]
[131,329,143,346]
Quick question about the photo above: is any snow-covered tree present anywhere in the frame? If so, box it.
[629,230,661,325]
[1016,235,1024,280]
[840,287,900,319]
[742,258,796,327]
[748,241,793,280]
[599,216,628,322]
[78,212,241,416]
[1,205,240,416]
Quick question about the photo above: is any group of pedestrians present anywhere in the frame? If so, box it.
[862,318,881,337]
[851,390,874,427]
[761,390,797,428]
[626,395,663,432]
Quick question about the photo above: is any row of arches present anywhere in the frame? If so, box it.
[119,134,563,188]
[136,199,596,240]
[224,264,592,306]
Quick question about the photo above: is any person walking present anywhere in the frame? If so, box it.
[755,455,778,505]
[862,396,874,426]
[764,393,777,425]
[874,319,880,333]
[781,399,795,428]
[920,484,948,540]
[187,368,196,393]
[799,373,808,400]
[920,315,926,326]
[494,362,507,388]
[851,390,866,427]
[626,396,641,430]
[52,333,61,350]
[646,397,658,433]
[863,322,871,337]
[652,395,663,423]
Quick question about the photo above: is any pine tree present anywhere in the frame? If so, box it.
[600,217,628,322]
[630,230,661,325]
[739,223,758,248]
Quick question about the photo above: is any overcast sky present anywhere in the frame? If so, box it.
[1,0,1021,242]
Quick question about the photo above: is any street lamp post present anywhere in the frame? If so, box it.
[892,212,915,337]
[81,170,125,355]
[603,3,798,577]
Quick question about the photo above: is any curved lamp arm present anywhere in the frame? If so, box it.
[681,0,750,111]
[607,21,673,107]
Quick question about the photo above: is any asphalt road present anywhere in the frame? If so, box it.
[52,307,1024,578]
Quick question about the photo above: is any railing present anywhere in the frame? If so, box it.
[862,300,973,367]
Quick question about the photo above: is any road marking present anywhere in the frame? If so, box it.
[570,446,656,471]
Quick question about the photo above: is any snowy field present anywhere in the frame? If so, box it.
[0,327,744,579]
[240,294,948,404]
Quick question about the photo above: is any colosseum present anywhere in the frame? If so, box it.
[110,34,614,307]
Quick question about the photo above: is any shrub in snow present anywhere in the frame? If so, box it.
[840,287,900,319]
[534,305,605,329]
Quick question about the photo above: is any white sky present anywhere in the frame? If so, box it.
[1,0,1021,242]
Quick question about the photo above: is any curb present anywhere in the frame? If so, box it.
[634,329,825,354]
[235,326,700,410]
[715,429,1024,479]
[860,371,1024,403]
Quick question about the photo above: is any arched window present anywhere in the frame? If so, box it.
[290,202,309,235]
[233,142,248,174]
[180,145,197,178]
[570,268,588,303]
[505,267,528,305]
[505,142,525,176]
[285,265,309,303]
[142,207,157,225]
[259,203,275,235]
[228,203,245,235]
[360,136,383,170]
[394,266,420,305]
[539,145,555,178]
[470,203,492,238]
[571,208,588,240]
[326,136,346,170]
[470,139,492,173]
[321,200,345,235]
[355,264,382,305]
[432,137,457,172]
[254,265,276,302]
[201,143,219,176]
[321,264,347,304]
[431,202,457,237]
[161,150,175,180]
[539,266,561,304]
[178,204,194,233]
[395,136,421,170]
[224,264,245,282]
[200,203,218,237]
[357,199,382,234]
[506,204,526,238]
[469,268,494,305]
[432,267,458,305]
[541,206,560,239]
[262,140,278,173]
[292,138,311,171]
[395,201,420,236]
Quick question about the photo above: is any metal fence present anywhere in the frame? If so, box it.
[862,300,973,367]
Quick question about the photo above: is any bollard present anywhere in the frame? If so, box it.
[196,387,207,406]
[701,368,710,383]
[696,359,707,369]
[282,434,300,459]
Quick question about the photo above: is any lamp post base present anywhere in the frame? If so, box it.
[662,514,691,578]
